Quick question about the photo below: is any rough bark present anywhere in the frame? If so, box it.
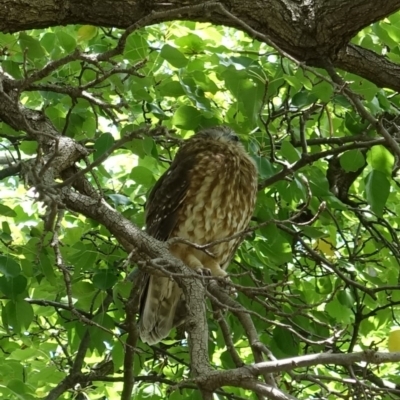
[1,0,400,91]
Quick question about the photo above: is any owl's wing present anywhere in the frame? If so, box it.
[145,151,193,240]
[139,146,195,344]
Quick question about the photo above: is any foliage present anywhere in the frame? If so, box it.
[1,15,400,400]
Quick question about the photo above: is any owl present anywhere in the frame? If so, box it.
[139,126,258,344]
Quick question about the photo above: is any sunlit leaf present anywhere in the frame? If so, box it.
[0,205,17,217]
[367,145,394,176]
[94,133,115,160]
[56,31,77,53]
[18,32,45,60]
[365,169,390,217]
[0,256,21,277]
[172,105,202,129]
[160,44,188,68]
[77,25,98,41]
[340,149,365,172]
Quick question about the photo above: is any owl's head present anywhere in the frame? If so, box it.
[195,126,241,144]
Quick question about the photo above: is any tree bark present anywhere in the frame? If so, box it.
[1,0,400,90]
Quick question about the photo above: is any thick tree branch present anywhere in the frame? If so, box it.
[63,188,212,384]
[2,0,400,92]
[337,44,400,91]
[191,351,400,391]
[317,1,400,45]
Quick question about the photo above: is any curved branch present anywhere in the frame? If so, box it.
[318,1,400,43]
[337,44,400,91]
[0,162,21,180]
[0,0,399,69]
[192,350,400,391]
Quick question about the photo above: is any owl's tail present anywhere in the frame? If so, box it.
[138,275,184,345]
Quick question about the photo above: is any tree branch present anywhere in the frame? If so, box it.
[337,44,400,91]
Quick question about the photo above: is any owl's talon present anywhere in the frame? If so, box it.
[228,286,238,298]
[221,276,237,298]
[195,267,212,276]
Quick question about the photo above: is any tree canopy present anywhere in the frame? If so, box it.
[2,1,400,399]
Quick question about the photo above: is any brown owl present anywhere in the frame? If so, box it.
[139,126,258,344]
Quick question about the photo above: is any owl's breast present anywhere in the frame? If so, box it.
[172,148,257,264]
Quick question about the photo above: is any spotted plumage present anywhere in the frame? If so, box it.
[139,126,258,345]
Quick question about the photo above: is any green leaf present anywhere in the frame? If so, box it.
[125,33,148,62]
[82,114,96,137]
[367,145,394,176]
[294,67,312,90]
[383,23,400,43]
[77,25,98,41]
[280,141,301,163]
[9,347,38,361]
[284,74,302,92]
[56,31,77,53]
[15,300,34,330]
[325,297,354,324]
[38,254,57,285]
[258,237,292,266]
[271,326,299,357]
[220,350,237,369]
[292,91,314,108]
[1,60,22,79]
[2,224,11,236]
[364,169,390,217]
[28,366,64,384]
[111,341,125,371]
[311,81,334,102]
[340,150,366,172]
[252,155,275,179]
[174,33,204,51]
[7,379,31,396]
[316,277,333,294]
[130,166,155,186]
[19,141,38,155]
[160,44,188,68]
[18,32,45,60]
[299,226,326,239]
[338,289,355,308]
[344,112,369,134]
[68,243,99,276]
[172,105,202,129]
[0,204,17,217]
[40,32,58,54]
[308,166,331,196]
[72,281,96,300]
[4,301,21,333]
[158,80,186,97]
[0,275,27,300]
[45,106,65,131]
[64,113,84,138]
[94,133,114,160]
[147,102,168,119]
[90,313,114,352]
[92,270,118,290]
[349,79,378,102]
[0,256,21,277]
[142,136,154,155]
